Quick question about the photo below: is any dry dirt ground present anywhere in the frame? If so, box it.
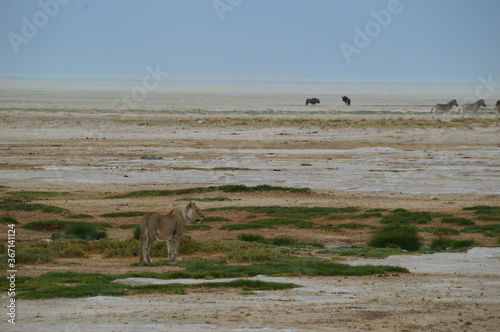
[0,108,499,331]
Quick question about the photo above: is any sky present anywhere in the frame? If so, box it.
[1,0,499,85]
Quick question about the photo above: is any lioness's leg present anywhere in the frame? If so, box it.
[167,239,174,261]
[172,235,182,262]
[145,238,153,263]
[140,224,153,263]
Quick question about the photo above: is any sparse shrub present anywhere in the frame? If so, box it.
[0,216,18,224]
[101,211,146,218]
[23,220,111,231]
[94,238,140,258]
[203,216,232,222]
[381,209,432,225]
[430,238,454,251]
[271,236,299,246]
[369,224,422,251]
[226,247,284,263]
[461,224,500,237]
[69,214,93,219]
[133,225,141,240]
[441,217,475,226]
[237,233,267,243]
[14,242,54,264]
[449,239,478,250]
[54,223,107,241]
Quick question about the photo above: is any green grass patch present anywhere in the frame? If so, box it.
[68,214,93,219]
[463,206,500,222]
[177,257,407,278]
[419,227,460,235]
[22,220,111,231]
[430,238,479,251]
[221,217,314,231]
[460,224,500,237]
[11,270,299,299]
[368,224,422,251]
[380,209,433,225]
[236,233,324,249]
[208,206,361,220]
[53,223,107,241]
[333,246,402,259]
[441,217,475,226]
[319,222,375,232]
[0,201,71,215]
[101,211,146,218]
[3,239,91,264]
[202,216,232,222]
[185,224,212,231]
[108,185,311,199]
[463,205,500,215]
[220,223,276,231]
[3,191,70,201]
[119,224,139,229]
[176,197,232,202]
[366,208,389,213]
[0,216,18,224]
[212,167,251,171]
[337,222,374,229]
[236,233,267,243]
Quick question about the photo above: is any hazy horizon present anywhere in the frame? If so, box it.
[1,1,499,87]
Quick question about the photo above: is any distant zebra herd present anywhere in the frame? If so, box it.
[304,96,500,117]
[430,99,497,118]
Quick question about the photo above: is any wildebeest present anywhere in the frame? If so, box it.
[496,100,500,117]
[305,98,320,106]
[342,96,351,106]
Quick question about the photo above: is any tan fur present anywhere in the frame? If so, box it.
[139,202,203,263]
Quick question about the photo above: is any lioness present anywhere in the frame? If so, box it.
[139,202,203,263]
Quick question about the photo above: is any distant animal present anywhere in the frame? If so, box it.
[430,99,458,117]
[139,202,203,263]
[496,100,500,117]
[459,99,487,117]
[342,96,351,106]
[305,98,320,106]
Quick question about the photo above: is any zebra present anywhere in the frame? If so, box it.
[459,99,486,117]
[430,99,458,118]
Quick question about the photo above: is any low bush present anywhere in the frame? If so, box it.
[448,239,478,250]
[460,224,500,237]
[368,224,422,251]
[441,217,475,226]
[23,220,111,231]
[53,223,107,241]
[101,211,146,218]
[236,233,267,243]
[0,216,18,224]
[381,209,432,225]
[430,238,454,251]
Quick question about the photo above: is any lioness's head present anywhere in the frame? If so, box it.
[187,201,203,223]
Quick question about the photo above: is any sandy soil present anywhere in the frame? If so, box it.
[1,97,499,331]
